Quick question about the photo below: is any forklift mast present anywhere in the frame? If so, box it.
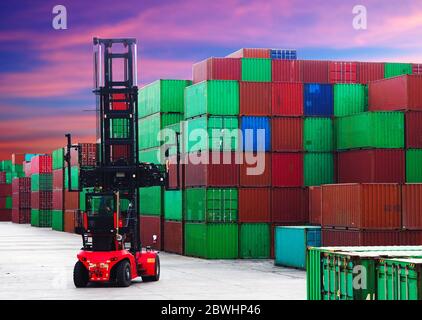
[65,38,167,252]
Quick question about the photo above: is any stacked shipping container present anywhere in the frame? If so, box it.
[0,160,13,221]
[52,148,64,231]
[12,177,31,223]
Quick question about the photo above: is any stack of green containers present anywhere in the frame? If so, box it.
[138,79,191,250]
[51,148,64,231]
[384,63,413,78]
[0,160,13,220]
[30,159,53,228]
[183,80,240,259]
[303,117,334,186]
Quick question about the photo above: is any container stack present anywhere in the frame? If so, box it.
[0,160,13,221]
[64,143,96,233]
[12,177,31,224]
[138,80,190,250]
[30,155,53,227]
[52,148,64,231]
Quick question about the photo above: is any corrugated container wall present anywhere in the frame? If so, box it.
[271,82,303,116]
[302,60,329,83]
[271,117,303,151]
[303,84,333,116]
[358,62,385,84]
[304,153,334,186]
[239,223,270,258]
[241,58,272,82]
[384,63,412,78]
[140,215,163,250]
[406,111,422,148]
[329,61,357,83]
[227,48,270,58]
[241,117,271,152]
[239,152,271,187]
[303,118,333,152]
[321,183,401,230]
[239,82,271,116]
[369,75,422,111]
[271,187,309,223]
[163,221,183,255]
[309,186,322,225]
[272,60,302,82]
[334,84,367,117]
[192,58,241,83]
[402,184,422,230]
[321,229,401,246]
[337,149,405,183]
[406,149,422,182]
[271,153,303,187]
[238,188,271,223]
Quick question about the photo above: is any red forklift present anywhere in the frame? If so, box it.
[65,38,172,287]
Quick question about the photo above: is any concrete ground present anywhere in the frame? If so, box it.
[0,222,306,300]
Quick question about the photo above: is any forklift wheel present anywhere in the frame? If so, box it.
[73,261,89,288]
[142,255,160,282]
[116,260,132,287]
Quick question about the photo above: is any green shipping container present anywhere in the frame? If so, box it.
[12,164,24,174]
[185,188,238,222]
[52,148,64,170]
[138,79,191,118]
[384,63,412,78]
[138,113,183,150]
[31,209,52,227]
[5,172,12,184]
[111,118,130,139]
[307,246,422,300]
[51,210,64,231]
[184,115,238,152]
[139,186,163,216]
[336,112,404,150]
[31,174,53,192]
[139,147,166,165]
[4,196,12,209]
[334,84,367,117]
[241,58,271,82]
[303,118,333,152]
[184,223,238,259]
[239,223,270,259]
[64,166,79,190]
[164,190,183,221]
[163,122,182,156]
[0,160,12,172]
[377,258,422,300]
[406,149,422,182]
[304,153,334,186]
[184,80,239,119]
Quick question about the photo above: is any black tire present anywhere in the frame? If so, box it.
[73,261,89,288]
[142,255,160,282]
[116,260,132,287]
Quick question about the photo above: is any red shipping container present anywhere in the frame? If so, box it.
[193,58,241,83]
[272,82,303,116]
[227,48,270,58]
[12,191,30,209]
[53,169,64,190]
[271,153,303,187]
[238,188,271,223]
[31,191,52,209]
[64,210,75,233]
[329,61,357,83]
[24,162,31,177]
[0,209,12,221]
[301,60,329,83]
[322,183,401,230]
[184,152,239,187]
[412,64,422,75]
[12,153,25,165]
[358,62,385,84]
[402,184,422,230]
[0,197,7,208]
[12,208,30,224]
[271,187,309,223]
[309,186,322,225]
[52,190,63,210]
[322,229,400,246]
[30,155,52,174]
[0,172,6,184]
[239,152,271,187]
[272,60,302,82]
[167,155,184,189]
[163,220,183,255]
[0,184,12,197]
[271,117,303,151]
[140,215,163,251]
[399,230,422,245]
[337,149,405,183]
[369,75,422,111]
[239,82,271,116]
[406,111,422,148]
[12,177,30,193]
[70,143,97,167]
[64,190,79,210]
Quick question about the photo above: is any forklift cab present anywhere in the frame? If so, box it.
[78,191,137,252]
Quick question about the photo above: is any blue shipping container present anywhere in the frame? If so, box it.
[271,49,297,60]
[240,116,271,152]
[274,226,321,269]
[303,84,333,116]
[25,154,42,162]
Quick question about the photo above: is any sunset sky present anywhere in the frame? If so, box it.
[1,0,422,159]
